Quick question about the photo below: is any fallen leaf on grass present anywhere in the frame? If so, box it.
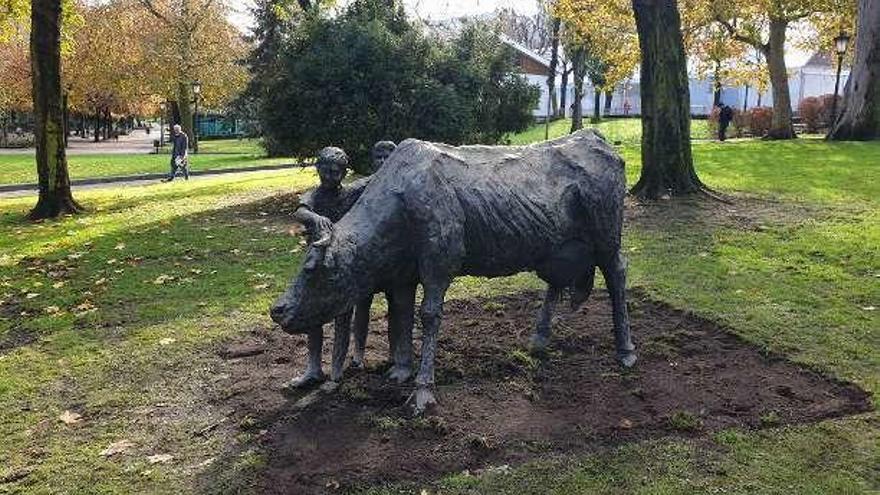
[44,306,61,315]
[159,338,176,346]
[58,410,82,425]
[147,454,173,464]
[862,306,876,311]
[94,278,107,286]
[25,293,40,299]
[114,243,126,250]
[152,275,176,285]
[253,284,269,290]
[100,439,134,457]
[52,282,65,289]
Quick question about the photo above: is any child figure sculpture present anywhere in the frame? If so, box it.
[287,142,404,387]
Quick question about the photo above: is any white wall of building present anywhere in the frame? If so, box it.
[531,67,851,118]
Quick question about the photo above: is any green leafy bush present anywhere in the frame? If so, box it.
[257,0,539,172]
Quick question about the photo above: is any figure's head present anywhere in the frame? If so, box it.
[172,124,182,135]
[371,141,397,173]
[316,146,349,190]
[270,235,354,333]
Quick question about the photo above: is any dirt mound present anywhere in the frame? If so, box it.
[205,290,871,493]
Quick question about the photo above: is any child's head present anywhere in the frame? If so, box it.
[316,147,349,189]
[371,141,397,173]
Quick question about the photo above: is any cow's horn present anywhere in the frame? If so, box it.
[313,234,332,247]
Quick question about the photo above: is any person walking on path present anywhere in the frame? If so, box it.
[163,124,189,182]
[718,102,734,142]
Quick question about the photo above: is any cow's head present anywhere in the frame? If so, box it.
[270,232,355,333]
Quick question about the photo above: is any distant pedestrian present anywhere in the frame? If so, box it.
[717,102,734,142]
[163,124,189,182]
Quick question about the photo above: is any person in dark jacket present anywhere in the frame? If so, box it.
[163,124,189,182]
[718,102,734,142]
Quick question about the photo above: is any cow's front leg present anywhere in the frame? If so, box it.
[410,282,448,415]
[285,326,325,388]
[529,285,561,354]
[350,296,373,369]
[600,252,637,368]
[331,309,354,381]
[386,284,416,383]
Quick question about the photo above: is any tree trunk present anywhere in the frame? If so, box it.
[829,0,880,140]
[570,49,586,132]
[765,18,795,139]
[29,0,82,219]
[176,82,195,147]
[592,87,602,122]
[713,59,722,106]
[604,89,613,114]
[630,0,703,199]
[547,17,560,118]
[94,110,100,142]
[559,64,569,118]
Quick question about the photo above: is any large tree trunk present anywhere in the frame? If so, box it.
[176,82,195,148]
[630,0,703,199]
[29,0,82,219]
[765,18,795,139]
[547,17,560,118]
[559,64,569,118]
[829,0,880,140]
[604,89,613,114]
[570,49,586,132]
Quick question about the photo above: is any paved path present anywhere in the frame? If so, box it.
[0,164,300,199]
[0,129,156,155]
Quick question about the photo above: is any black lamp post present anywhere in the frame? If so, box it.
[831,31,851,125]
[159,101,166,147]
[192,80,201,154]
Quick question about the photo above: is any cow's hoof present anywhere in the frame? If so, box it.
[528,333,549,355]
[386,365,413,384]
[618,351,637,368]
[330,368,344,382]
[407,387,437,416]
[282,370,325,390]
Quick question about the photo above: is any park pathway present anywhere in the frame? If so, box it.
[0,165,299,199]
[0,128,156,155]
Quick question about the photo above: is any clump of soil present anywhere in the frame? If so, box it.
[206,291,871,494]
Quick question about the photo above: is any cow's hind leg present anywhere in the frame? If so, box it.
[529,286,562,354]
[599,251,637,367]
[386,284,416,383]
[409,281,449,415]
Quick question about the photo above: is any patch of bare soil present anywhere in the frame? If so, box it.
[204,291,871,494]
[624,195,828,233]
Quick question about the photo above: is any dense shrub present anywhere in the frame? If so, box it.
[818,93,841,129]
[706,107,720,139]
[258,0,539,172]
[798,96,822,133]
[732,110,749,138]
[748,107,773,137]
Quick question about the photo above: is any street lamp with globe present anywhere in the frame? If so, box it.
[159,101,167,148]
[831,31,851,125]
[192,81,201,154]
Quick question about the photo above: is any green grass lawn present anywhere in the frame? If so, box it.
[0,139,290,186]
[0,136,877,493]
[507,117,710,146]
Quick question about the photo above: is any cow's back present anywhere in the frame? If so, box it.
[358,130,626,277]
